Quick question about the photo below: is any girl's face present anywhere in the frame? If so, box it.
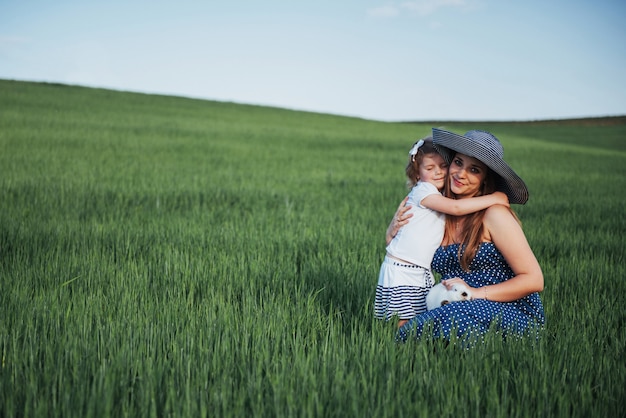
[448,153,488,198]
[419,153,448,190]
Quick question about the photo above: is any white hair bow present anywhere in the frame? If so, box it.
[409,139,424,162]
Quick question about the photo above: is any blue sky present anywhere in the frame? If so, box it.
[1,0,624,121]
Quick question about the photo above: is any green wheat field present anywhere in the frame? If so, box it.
[1,79,625,417]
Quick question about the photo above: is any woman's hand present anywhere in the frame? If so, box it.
[385,196,413,245]
[441,278,469,290]
[442,278,486,300]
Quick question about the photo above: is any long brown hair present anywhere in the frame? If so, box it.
[443,158,520,271]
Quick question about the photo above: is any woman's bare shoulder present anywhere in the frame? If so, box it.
[484,204,524,241]
[484,204,517,222]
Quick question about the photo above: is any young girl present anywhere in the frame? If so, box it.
[374,137,509,328]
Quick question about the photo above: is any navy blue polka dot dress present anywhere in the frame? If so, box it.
[396,242,544,344]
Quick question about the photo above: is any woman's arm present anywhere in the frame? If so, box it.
[385,196,413,245]
[478,205,544,301]
[443,206,543,302]
[421,191,509,216]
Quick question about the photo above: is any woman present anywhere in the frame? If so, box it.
[392,128,544,344]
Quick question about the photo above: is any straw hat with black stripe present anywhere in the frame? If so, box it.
[432,128,529,204]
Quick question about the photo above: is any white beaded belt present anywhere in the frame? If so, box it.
[392,261,423,269]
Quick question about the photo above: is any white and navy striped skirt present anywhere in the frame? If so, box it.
[374,255,435,321]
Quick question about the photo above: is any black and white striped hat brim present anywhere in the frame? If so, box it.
[432,128,529,204]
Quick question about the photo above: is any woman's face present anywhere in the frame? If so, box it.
[448,153,488,198]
